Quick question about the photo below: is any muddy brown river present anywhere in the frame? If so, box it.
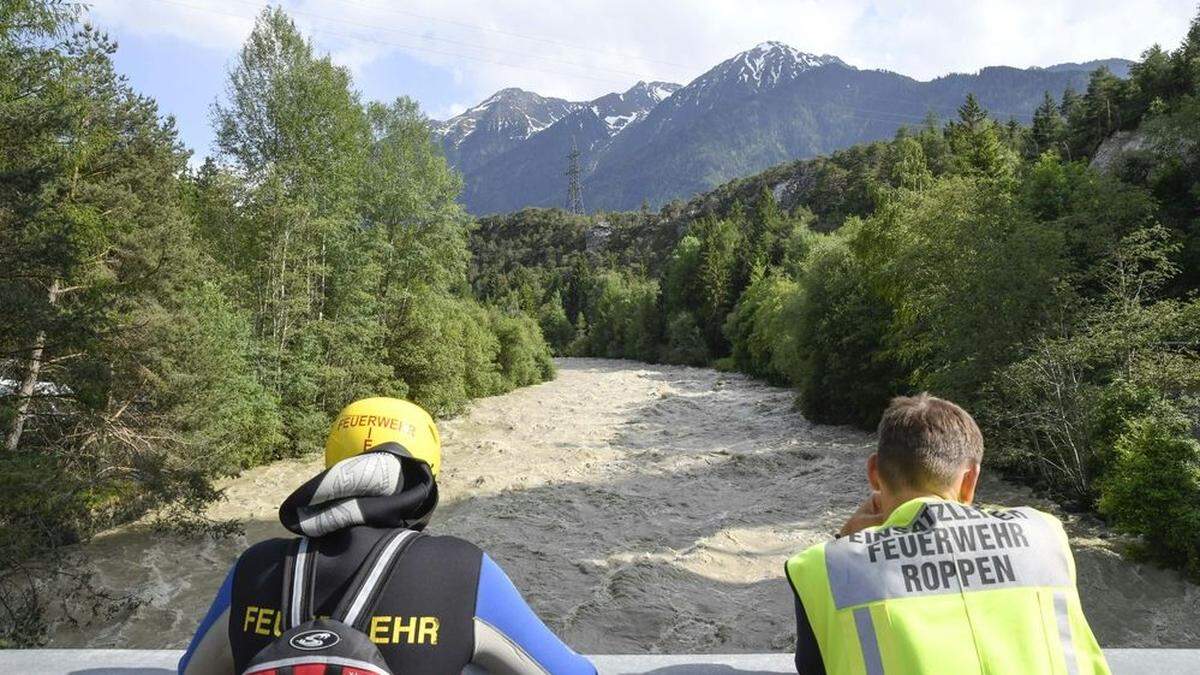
[46,358,1200,651]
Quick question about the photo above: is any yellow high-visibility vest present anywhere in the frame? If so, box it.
[785,497,1110,675]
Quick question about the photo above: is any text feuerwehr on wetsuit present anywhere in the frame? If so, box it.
[824,503,1072,610]
[241,606,440,646]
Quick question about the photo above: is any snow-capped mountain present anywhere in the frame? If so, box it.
[675,41,844,104]
[437,42,1129,214]
[434,88,580,175]
[446,81,681,214]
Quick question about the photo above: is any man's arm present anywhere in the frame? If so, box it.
[471,554,596,675]
[793,594,826,675]
[178,562,237,675]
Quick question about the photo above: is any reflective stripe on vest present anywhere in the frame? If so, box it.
[1054,591,1079,675]
[786,498,1110,675]
[852,607,883,675]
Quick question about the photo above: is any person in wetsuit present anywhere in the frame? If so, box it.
[179,397,595,675]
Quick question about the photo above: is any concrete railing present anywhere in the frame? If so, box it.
[2,650,1199,674]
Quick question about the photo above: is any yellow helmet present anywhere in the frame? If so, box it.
[324,397,441,477]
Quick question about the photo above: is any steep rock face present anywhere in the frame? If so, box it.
[437,43,1130,214]
[1090,130,1150,173]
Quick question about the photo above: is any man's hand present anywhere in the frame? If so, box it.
[838,491,885,537]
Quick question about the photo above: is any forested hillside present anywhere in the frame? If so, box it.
[0,2,550,645]
[471,17,1200,578]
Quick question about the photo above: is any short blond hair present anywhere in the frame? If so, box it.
[876,393,983,491]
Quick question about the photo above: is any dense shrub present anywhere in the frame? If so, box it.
[1098,401,1200,576]
[491,309,556,388]
[788,234,903,428]
[661,311,709,366]
[723,271,797,384]
[857,177,1065,401]
[537,295,576,355]
[578,273,662,361]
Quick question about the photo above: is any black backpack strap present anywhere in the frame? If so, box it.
[334,529,423,631]
[279,536,316,630]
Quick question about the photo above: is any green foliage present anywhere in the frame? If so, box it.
[1098,399,1200,576]
[693,217,742,353]
[209,7,374,453]
[661,235,703,316]
[982,225,1198,507]
[1029,92,1067,158]
[860,177,1065,399]
[1141,96,1200,292]
[0,3,556,643]
[465,8,1200,577]
[661,311,709,366]
[536,295,575,355]
[578,273,661,361]
[787,232,904,428]
[490,310,556,388]
[723,272,797,384]
[947,94,1018,179]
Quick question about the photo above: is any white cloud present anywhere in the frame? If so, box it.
[87,0,255,53]
[87,0,1197,116]
[435,102,470,119]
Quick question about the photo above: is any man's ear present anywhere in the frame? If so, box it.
[958,461,981,504]
[867,453,882,492]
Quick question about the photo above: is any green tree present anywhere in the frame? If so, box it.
[693,217,741,353]
[947,94,1015,179]
[1029,91,1066,158]
[785,230,903,428]
[886,136,933,191]
[1,2,282,643]
[723,271,797,383]
[662,235,703,317]
[859,177,1064,399]
[210,7,374,450]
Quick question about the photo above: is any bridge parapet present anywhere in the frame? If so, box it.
[1,649,1198,673]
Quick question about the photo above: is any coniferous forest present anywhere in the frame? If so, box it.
[3,0,1200,648]
[1,2,551,644]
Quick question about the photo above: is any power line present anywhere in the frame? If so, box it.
[133,0,636,88]
[128,0,1047,126]
[171,0,683,82]
[326,0,695,72]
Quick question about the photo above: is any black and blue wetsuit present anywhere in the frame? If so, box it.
[178,446,594,675]
[179,527,595,674]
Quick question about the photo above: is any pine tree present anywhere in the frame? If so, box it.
[957,93,988,131]
[1030,91,1066,158]
[1170,9,1200,97]
[948,94,1013,179]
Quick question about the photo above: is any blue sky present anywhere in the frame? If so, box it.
[85,0,1198,162]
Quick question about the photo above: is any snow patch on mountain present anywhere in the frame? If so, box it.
[669,41,847,110]
[649,82,678,102]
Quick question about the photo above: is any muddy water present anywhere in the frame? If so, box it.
[46,358,1200,650]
